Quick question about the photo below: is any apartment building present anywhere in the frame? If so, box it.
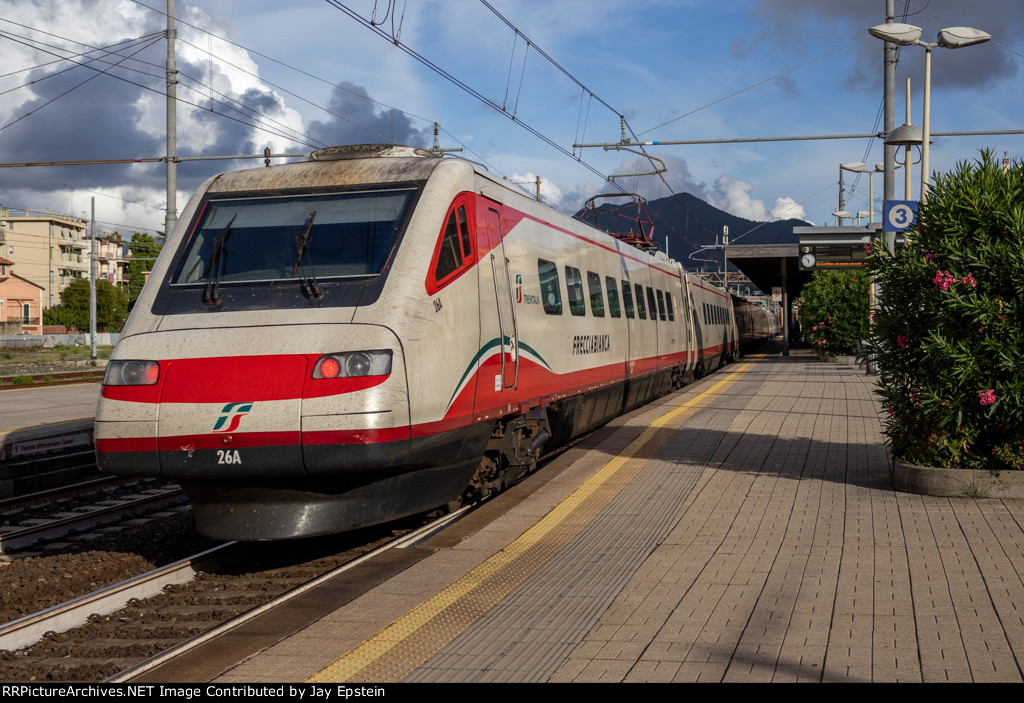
[0,208,129,307]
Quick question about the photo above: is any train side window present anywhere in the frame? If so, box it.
[587,271,605,317]
[647,287,658,322]
[538,259,562,315]
[458,208,473,258]
[621,281,635,318]
[606,276,621,318]
[635,283,647,319]
[430,201,474,291]
[565,266,585,316]
[433,205,465,282]
[703,302,708,324]
[656,290,666,321]
[666,292,675,321]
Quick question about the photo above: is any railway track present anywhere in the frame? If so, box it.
[0,508,468,682]
[0,369,104,387]
[0,479,187,554]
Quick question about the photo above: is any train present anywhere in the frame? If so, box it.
[94,143,777,540]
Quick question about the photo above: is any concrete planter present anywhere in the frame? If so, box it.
[893,459,1024,498]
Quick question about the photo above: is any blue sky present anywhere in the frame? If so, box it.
[0,0,1021,237]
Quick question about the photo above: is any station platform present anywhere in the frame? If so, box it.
[0,382,99,436]
[0,383,100,467]
[146,350,1024,683]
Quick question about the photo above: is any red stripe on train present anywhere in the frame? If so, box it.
[101,355,388,403]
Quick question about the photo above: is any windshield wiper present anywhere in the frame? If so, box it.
[202,214,236,305]
[291,210,323,302]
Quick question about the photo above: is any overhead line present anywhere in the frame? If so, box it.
[637,37,869,137]
[322,0,626,189]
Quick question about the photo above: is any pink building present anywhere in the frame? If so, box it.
[0,257,45,335]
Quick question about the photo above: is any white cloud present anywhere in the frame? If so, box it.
[709,174,768,221]
[507,172,599,215]
[770,196,806,221]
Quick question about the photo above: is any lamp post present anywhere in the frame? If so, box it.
[838,162,867,224]
[868,23,991,202]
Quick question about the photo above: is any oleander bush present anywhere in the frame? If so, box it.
[866,150,1024,471]
[799,270,871,358]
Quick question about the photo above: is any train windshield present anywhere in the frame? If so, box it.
[172,188,414,285]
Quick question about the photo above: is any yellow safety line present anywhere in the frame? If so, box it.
[308,357,762,683]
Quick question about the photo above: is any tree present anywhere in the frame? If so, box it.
[126,232,163,304]
[798,270,871,358]
[45,278,128,333]
[866,150,1024,471]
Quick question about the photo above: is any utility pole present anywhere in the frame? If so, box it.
[165,0,178,237]
[89,197,96,360]
[883,0,896,252]
[722,226,729,292]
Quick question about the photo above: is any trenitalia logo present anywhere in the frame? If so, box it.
[212,402,254,433]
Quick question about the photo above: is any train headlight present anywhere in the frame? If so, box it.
[104,359,160,386]
[312,350,392,379]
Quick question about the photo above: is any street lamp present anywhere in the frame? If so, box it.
[838,162,867,224]
[869,22,991,202]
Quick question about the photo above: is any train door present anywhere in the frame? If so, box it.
[477,199,519,396]
[684,276,704,375]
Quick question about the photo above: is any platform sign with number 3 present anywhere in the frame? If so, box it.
[883,200,918,232]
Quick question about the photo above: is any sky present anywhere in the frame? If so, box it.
[0,0,1021,241]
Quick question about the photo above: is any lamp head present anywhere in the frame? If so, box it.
[868,23,923,46]
[937,27,991,49]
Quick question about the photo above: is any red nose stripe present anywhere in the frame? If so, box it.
[101,354,389,403]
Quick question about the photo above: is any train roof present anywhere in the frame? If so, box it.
[204,144,447,196]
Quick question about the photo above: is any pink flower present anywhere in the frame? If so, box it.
[897,335,909,349]
[887,407,894,415]
[925,252,934,261]
[933,270,956,291]
[910,393,918,403]
[979,389,997,406]
[962,273,976,288]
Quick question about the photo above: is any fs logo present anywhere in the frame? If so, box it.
[515,274,523,303]
[212,402,254,433]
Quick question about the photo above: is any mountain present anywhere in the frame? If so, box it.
[574,192,806,269]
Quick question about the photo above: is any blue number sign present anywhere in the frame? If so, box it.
[883,200,918,232]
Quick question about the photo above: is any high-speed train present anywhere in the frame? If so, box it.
[95,144,776,540]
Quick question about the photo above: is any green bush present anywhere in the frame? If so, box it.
[866,150,1024,471]
[799,270,870,358]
